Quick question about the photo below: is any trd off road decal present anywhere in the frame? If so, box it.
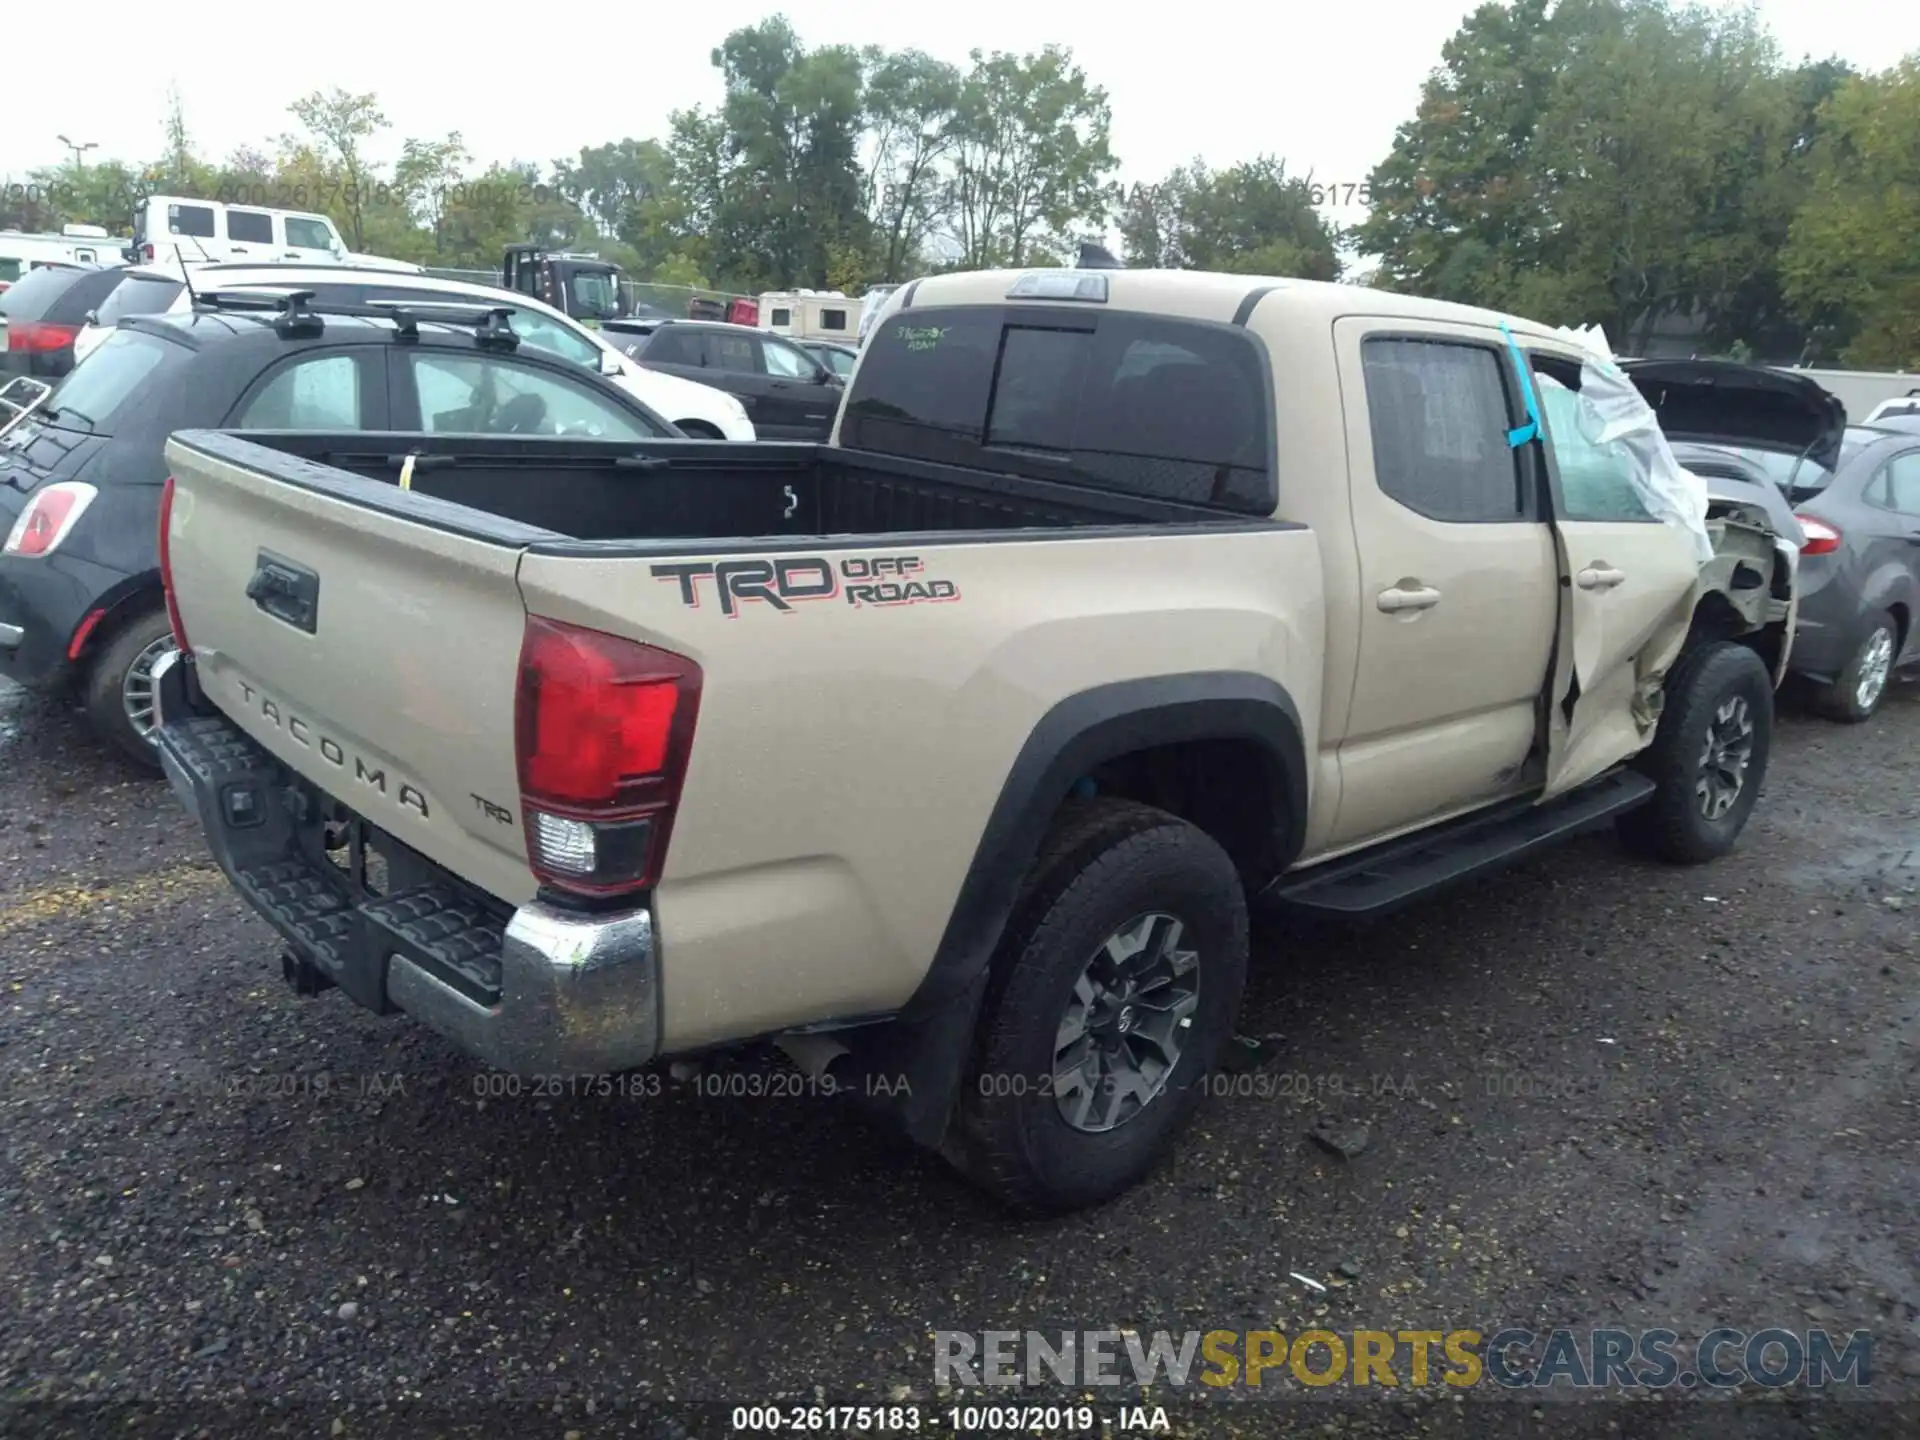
[651,555,960,617]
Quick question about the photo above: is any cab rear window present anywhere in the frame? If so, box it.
[840,305,1275,514]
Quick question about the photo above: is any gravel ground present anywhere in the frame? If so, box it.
[1,673,1917,1440]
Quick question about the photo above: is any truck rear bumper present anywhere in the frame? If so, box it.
[150,650,660,1076]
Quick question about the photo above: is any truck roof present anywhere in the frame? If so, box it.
[899,268,1568,344]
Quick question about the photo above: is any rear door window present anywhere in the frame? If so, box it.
[167,204,217,238]
[1361,338,1524,523]
[231,352,366,429]
[226,209,274,245]
[841,305,1274,513]
[702,330,761,374]
[1882,453,1920,516]
[638,329,694,363]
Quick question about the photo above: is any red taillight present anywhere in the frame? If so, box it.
[4,481,97,557]
[6,320,80,354]
[158,475,190,652]
[1797,515,1842,556]
[514,615,701,898]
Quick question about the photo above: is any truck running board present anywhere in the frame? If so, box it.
[1264,768,1657,918]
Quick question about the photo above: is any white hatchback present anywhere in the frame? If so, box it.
[75,262,757,441]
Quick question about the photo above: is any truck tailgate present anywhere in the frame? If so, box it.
[163,434,544,905]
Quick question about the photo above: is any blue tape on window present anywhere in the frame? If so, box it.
[1500,320,1540,448]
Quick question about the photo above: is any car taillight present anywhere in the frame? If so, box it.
[514,615,702,899]
[3,481,98,557]
[158,475,190,651]
[5,320,80,354]
[1797,515,1841,556]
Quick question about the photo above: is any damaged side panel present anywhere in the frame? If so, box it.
[1532,348,1796,801]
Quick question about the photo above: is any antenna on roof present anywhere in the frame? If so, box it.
[1076,241,1122,270]
[175,244,197,308]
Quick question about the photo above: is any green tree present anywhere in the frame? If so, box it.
[676,16,869,290]
[948,45,1116,268]
[392,132,472,257]
[860,48,963,282]
[1782,57,1920,369]
[1355,0,1558,306]
[286,87,390,249]
[1122,156,1338,278]
[1356,0,1806,351]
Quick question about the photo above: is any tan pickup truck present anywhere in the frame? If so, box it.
[150,269,1797,1213]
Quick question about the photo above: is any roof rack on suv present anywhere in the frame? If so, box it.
[192,289,522,348]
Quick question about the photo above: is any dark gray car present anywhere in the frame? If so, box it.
[1626,360,1920,722]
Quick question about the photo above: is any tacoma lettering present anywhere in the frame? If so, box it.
[234,680,431,819]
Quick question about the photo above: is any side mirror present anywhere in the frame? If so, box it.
[814,366,834,385]
[83,309,100,326]
[598,349,623,377]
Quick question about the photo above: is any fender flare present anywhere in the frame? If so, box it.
[902,671,1307,1023]
[873,673,1306,1146]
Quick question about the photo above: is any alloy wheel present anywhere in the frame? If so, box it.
[1052,911,1200,1134]
[1695,694,1755,821]
[121,634,179,744]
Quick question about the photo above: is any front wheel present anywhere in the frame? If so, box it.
[81,607,176,770]
[1616,640,1774,865]
[946,798,1248,1214]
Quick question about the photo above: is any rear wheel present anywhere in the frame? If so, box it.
[1616,640,1773,865]
[1816,612,1898,724]
[946,798,1248,1214]
[82,606,176,770]
[675,420,723,439]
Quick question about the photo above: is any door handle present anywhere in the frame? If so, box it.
[1377,584,1442,613]
[1577,564,1626,590]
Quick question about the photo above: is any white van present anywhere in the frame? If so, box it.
[129,195,347,265]
[0,225,122,290]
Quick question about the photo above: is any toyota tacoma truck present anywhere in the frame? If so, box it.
[149,269,1797,1213]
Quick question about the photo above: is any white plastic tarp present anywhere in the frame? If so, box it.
[1540,324,1715,564]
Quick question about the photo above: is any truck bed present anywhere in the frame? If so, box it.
[208,431,1257,546]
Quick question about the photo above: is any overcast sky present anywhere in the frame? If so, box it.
[3,0,1910,209]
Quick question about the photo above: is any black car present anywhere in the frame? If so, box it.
[0,263,154,380]
[601,317,843,440]
[0,292,680,764]
[800,339,859,379]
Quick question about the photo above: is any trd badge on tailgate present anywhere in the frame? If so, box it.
[651,555,960,617]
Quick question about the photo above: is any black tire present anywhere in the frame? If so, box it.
[946,798,1249,1214]
[675,420,724,439]
[81,606,176,770]
[1616,640,1773,865]
[1815,612,1899,724]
